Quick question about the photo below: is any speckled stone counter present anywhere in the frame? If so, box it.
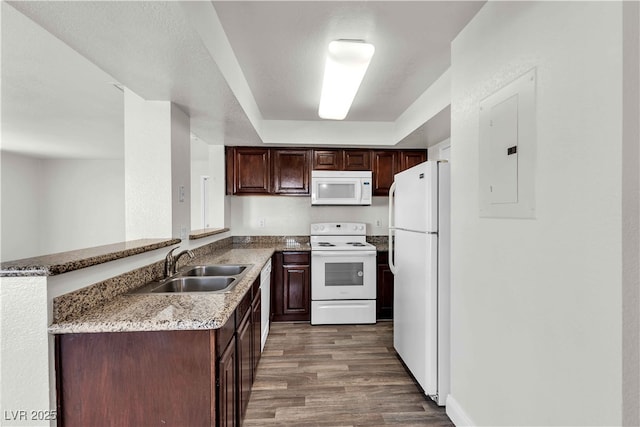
[49,247,274,334]
[45,234,342,334]
[231,235,311,251]
[0,238,180,277]
[189,227,230,240]
[367,235,389,251]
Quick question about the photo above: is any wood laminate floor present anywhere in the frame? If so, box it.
[244,322,453,427]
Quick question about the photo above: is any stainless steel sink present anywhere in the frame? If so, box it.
[151,276,236,293]
[178,265,248,277]
[128,263,253,294]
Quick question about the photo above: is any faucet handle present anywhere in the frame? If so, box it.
[164,246,179,277]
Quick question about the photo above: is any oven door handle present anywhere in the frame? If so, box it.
[312,251,377,257]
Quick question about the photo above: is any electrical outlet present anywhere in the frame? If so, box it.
[376,219,382,227]
[179,185,185,203]
[258,218,266,228]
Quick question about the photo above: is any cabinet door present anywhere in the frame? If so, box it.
[376,252,394,320]
[236,309,252,423]
[251,292,262,375]
[234,148,271,194]
[56,331,214,426]
[272,252,311,322]
[272,149,310,195]
[283,265,310,318]
[313,149,343,170]
[398,150,427,172]
[372,151,398,196]
[218,335,237,427]
[343,150,371,170]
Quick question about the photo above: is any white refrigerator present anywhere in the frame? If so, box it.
[388,160,450,406]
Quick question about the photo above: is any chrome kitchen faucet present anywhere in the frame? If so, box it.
[164,247,195,277]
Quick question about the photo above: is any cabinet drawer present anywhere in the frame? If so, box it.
[283,252,310,264]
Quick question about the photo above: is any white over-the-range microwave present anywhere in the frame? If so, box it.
[311,170,372,205]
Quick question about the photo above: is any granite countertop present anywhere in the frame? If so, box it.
[189,227,230,240]
[45,237,404,335]
[49,246,276,335]
[374,243,389,251]
[1,238,181,277]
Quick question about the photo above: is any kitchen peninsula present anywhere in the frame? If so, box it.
[49,235,300,426]
[0,233,311,427]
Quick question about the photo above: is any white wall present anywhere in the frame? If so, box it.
[449,2,622,426]
[230,196,389,236]
[191,140,226,230]
[1,153,125,261]
[170,104,191,240]
[622,2,640,425]
[1,152,42,260]
[0,276,49,427]
[40,159,124,255]
[427,138,451,162]
[124,88,172,240]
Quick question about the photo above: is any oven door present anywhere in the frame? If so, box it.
[311,251,377,300]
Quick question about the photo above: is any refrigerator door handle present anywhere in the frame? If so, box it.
[388,181,397,274]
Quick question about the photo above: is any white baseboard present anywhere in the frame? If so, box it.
[446,394,475,426]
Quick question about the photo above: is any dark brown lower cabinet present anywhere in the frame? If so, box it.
[55,276,265,427]
[272,251,311,322]
[218,335,237,427]
[236,305,252,423]
[251,292,262,373]
[377,251,394,320]
[56,330,215,426]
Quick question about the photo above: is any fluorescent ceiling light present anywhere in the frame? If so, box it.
[318,40,375,120]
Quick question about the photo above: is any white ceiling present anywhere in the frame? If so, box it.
[2,2,124,159]
[214,1,481,122]
[3,1,484,159]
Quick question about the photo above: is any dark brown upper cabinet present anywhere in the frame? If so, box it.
[343,150,371,170]
[272,149,310,195]
[228,147,271,195]
[398,150,427,172]
[372,150,398,196]
[226,146,426,197]
[312,149,343,170]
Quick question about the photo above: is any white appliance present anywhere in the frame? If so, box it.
[260,259,272,351]
[310,222,377,324]
[311,171,372,205]
[388,160,450,406]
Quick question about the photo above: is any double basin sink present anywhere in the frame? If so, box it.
[130,264,253,294]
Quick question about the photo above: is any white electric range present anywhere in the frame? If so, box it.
[310,222,377,325]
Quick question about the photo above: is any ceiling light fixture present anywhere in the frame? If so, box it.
[318,40,375,120]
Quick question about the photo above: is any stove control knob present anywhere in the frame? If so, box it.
[359,225,364,231]
[312,225,318,231]
[320,225,325,231]
[352,225,358,230]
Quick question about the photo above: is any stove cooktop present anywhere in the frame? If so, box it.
[310,239,376,251]
[310,222,376,251]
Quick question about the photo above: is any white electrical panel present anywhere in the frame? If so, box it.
[479,68,536,219]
